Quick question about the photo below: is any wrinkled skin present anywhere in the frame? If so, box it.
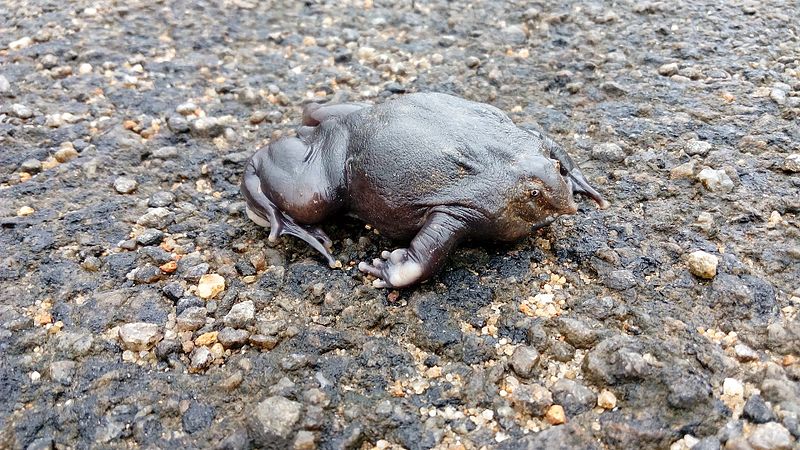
[241,93,608,288]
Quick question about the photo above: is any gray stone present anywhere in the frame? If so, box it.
[176,102,197,115]
[136,228,164,246]
[113,177,138,194]
[136,208,175,229]
[692,437,721,450]
[500,24,526,44]
[148,191,176,207]
[176,307,207,332]
[591,143,626,162]
[183,263,210,281]
[743,395,775,424]
[603,269,637,290]
[551,379,597,416]
[748,422,793,450]
[0,75,10,94]
[658,63,679,76]
[224,301,255,329]
[558,318,598,349]
[11,103,33,119]
[133,265,161,284]
[509,383,553,416]
[697,168,734,192]
[152,146,178,159]
[510,345,540,378]
[190,347,213,372]
[119,322,161,351]
[50,360,76,385]
[686,139,712,156]
[191,116,228,138]
[20,158,42,173]
[251,396,302,441]
[218,327,250,349]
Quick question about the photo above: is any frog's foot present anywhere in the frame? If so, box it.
[358,249,424,288]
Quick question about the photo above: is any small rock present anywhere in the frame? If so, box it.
[176,307,207,332]
[8,36,32,50]
[137,208,175,229]
[510,345,540,378]
[195,331,218,347]
[224,301,255,328]
[509,383,553,416]
[500,24,526,44]
[113,177,138,194]
[17,206,35,217]
[465,56,481,68]
[78,63,92,74]
[119,322,161,351]
[50,360,76,385]
[685,139,712,156]
[692,437,721,450]
[597,390,617,409]
[152,146,178,159]
[189,347,213,373]
[551,379,597,415]
[133,265,162,284]
[545,405,566,425]
[783,154,800,173]
[250,334,280,350]
[167,115,190,133]
[770,88,787,105]
[743,395,775,424]
[670,160,696,179]
[748,422,793,450]
[136,228,164,246]
[734,344,759,362]
[176,102,197,115]
[658,63,679,76]
[250,110,268,124]
[184,263,210,281]
[20,158,42,173]
[591,143,626,162]
[0,75,10,94]
[252,396,302,441]
[558,318,598,349]
[601,81,627,96]
[11,104,33,119]
[148,191,176,207]
[697,168,734,192]
[603,269,637,290]
[687,250,718,279]
[162,282,184,301]
[54,146,79,163]
[723,378,744,397]
[293,430,316,450]
[218,327,250,349]
[197,274,225,299]
[191,116,229,138]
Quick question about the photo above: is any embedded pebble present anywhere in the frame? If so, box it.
[0,75,10,94]
[734,344,759,362]
[197,274,225,299]
[136,207,175,229]
[176,307,207,332]
[136,228,164,246]
[224,301,255,328]
[784,154,800,173]
[113,177,138,194]
[545,405,566,425]
[697,168,734,192]
[658,62,679,76]
[218,327,250,349]
[510,345,540,378]
[118,322,161,351]
[190,347,213,373]
[252,396,302,439]
[597,390,617,409]
[591,142,626,162]
[748,422,793,450]
[723,378,744,397]
[8,36,33,50]
[11,104,34,119]
[686,250,718,279]
[685,139,712,156]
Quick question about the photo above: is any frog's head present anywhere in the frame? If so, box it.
[513,156,578,230]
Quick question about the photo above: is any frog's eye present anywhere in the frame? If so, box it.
[530,189,540,198]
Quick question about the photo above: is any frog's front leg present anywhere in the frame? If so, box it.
[358,208,473,288]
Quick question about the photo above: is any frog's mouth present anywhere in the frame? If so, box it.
[531,216,557,230]
[565,168,610,209]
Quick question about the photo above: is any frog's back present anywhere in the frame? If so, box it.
[341,93,546,236]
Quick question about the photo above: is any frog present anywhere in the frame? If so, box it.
[240,93,609,288]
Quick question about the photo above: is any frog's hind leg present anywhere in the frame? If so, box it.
[241,161,337,267]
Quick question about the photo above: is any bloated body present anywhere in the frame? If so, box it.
[241,93,608,288]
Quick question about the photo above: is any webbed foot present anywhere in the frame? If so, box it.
[358,249,423,288]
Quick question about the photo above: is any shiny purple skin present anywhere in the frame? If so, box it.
[241,93,608,288]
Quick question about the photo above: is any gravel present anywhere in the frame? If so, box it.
[1,0,797,448]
